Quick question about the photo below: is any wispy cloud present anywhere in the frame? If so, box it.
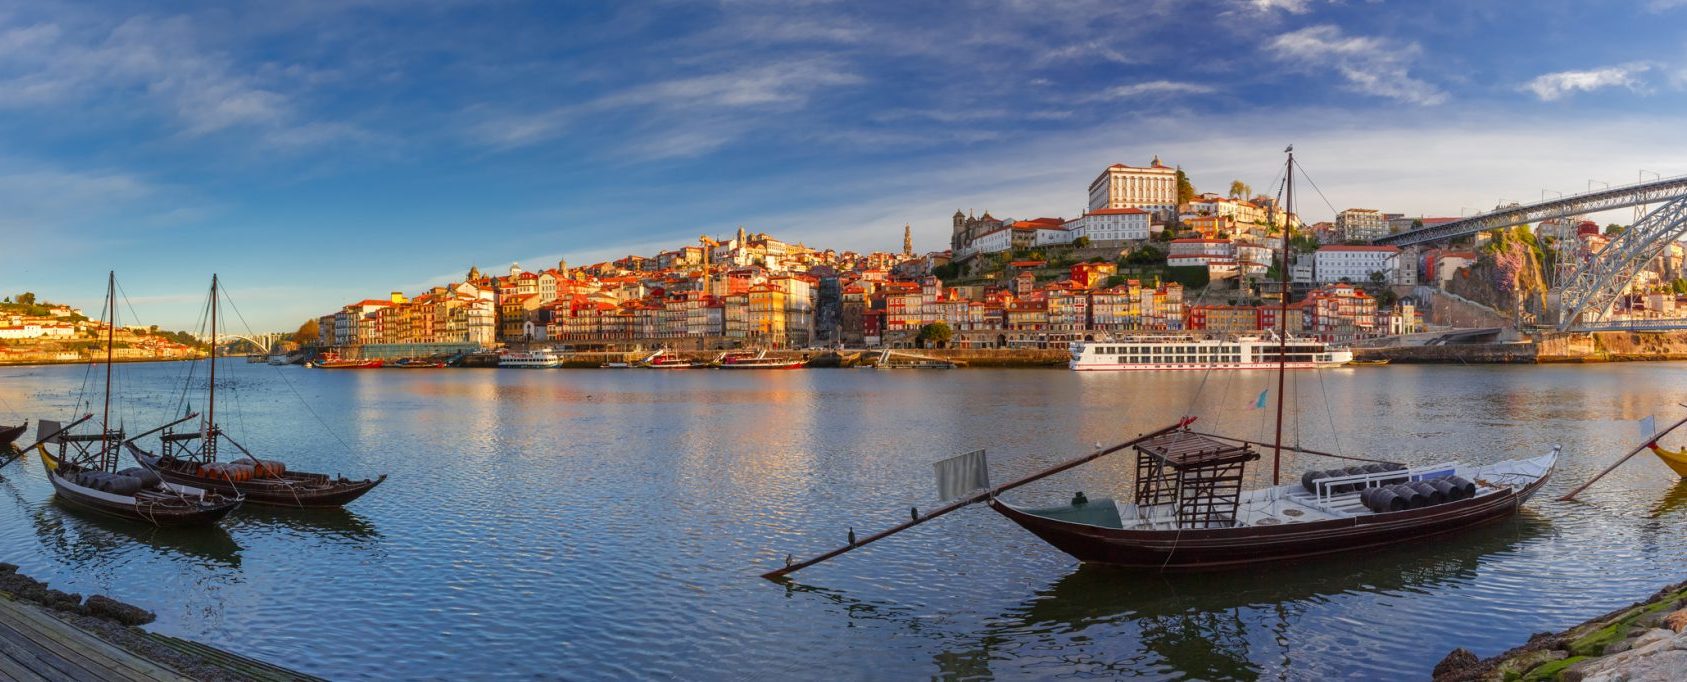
[1523,63,1652,101]
[1234,0,1315,14]
[1087,80,1215,101]
[1268,25,1447,105]
[468,59,864,154]
[0,14,363,149]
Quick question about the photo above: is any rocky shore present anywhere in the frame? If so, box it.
[1434,580,1687,681]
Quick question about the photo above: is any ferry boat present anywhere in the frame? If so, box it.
[715,350,805,370]
[499,348,561,369]
[1069,334,1352,371]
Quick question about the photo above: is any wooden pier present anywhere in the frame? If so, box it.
[0,592,320,682]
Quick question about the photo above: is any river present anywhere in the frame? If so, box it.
[0,361,1685,679]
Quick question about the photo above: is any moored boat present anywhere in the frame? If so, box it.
[267,353,290,365]
[128,275,387,509]
[643,349,707,368]
[1651,444,1687,477]
[310,353,383,369]
[499,348,561,368]
[0,423,24,450]
[393,357,447,368]
[1069,333,1352,371]
[30,272,241,527]
[715,349,805,369]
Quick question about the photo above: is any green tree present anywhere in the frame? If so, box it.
[1228,180,1251,200]
[1671,278,1687,295]
[1605,223,1626,236]
[917,322,953,347]
[1175,169,1195,205]
[1072,236,1091,248]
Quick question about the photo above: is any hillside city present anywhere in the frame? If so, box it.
[290,157,1684,355]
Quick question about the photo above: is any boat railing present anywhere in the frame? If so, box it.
[1299,462,1463,512]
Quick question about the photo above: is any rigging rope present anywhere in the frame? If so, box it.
[220,284,359,457]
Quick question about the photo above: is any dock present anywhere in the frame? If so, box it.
[0,592,321,681]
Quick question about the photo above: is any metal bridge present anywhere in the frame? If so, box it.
[1373,173,1687,332]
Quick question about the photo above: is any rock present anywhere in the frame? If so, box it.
[0,562,17,574]
[1665,609,1687,633]
[1567,629,1687,681]
[39,588,83,613]
[84,595,155,626]
[1494,648,1567,678]
[1432,647,1480,679]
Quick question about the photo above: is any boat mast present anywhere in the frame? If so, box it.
[1271,148,1294,486]
[208,274,217,440]
[102,270,115,461]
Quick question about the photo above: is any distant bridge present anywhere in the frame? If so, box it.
[1374,173,1687,332]
[215,333,286,353]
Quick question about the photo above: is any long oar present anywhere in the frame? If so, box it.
[761,419,1191,580]
[7,414,93,467]
[1559,412,1687,501]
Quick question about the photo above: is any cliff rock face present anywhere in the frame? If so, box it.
[1445,235,1549,322]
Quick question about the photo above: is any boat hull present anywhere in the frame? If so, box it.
[1652,446,1687,477]
[314,359,383,369]
[39,447,240,527]
[0,423,23,450]
[129,447,385,508]
[989,471,1551,570]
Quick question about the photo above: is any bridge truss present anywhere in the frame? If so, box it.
[1374,173,1687,332]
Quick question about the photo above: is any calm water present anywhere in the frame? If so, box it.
[1,361,1686,680]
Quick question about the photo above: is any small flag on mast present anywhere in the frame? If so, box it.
[1252,389,1269,410]
[934,449,990,502]
[1641,415,1657,441]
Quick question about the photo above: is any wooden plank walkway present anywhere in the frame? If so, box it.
[0,594,324,681]
[0,595,189,681]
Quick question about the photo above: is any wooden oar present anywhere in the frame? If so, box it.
[1559,413,1687,501]
[761,419,1191,580]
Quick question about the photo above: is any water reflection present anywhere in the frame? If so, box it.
[31,500,242,569]
[226,505,381,545]
[1646,478,1687,518]
[946,516,1548,679]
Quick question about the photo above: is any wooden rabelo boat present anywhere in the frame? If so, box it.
[127,275,387,509]
[31,272,241,527]
[0,423,25,450]
[764,148,1558,579]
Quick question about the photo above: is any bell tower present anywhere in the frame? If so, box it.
[903,224,913,257]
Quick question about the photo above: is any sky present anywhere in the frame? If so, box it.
[3,0,1687,332]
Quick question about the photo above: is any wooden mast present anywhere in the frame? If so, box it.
[1271,148,1294,486]
[208,274,217,450]
[101,270,116,464]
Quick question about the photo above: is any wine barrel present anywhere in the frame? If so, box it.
[1408,481,1446,506]
[1390,483,1427,509]
[1446,476,1477,500]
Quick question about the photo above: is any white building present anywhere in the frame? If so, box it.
[1033,225,1076,247]
[1315,245,1409,284]
[1087,157,1179,218]
[1065,207,1152,245]
[970,227,1013,255]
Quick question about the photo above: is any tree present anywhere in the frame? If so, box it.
[1175,169,1195,206]
[1228,180,1251,200]
[1605,223,1626,236]
[1072,236,1091,249]
[917,322,953,347]
[1672,278,1687,296]
[15,292,35,306]
[292,319,320,345]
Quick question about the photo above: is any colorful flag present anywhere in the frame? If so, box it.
[1252,389,1269,410]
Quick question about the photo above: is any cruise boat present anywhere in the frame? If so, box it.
[1068,334,1352,371]
[499,348,561,369]
[715,350,805,370]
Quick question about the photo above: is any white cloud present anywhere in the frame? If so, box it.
[1088,80,1215,101]
[1523,63,1651,101]
[1238,0,1314,14]
[0,15,361,148]
[1268,25,1447,105]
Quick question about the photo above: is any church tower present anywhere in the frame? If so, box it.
[903,224,913,257]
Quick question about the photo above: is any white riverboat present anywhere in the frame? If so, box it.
[499,348,561,369]
[1069,334,1352,371]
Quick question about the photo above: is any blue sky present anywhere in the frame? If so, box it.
[3,0,1687,331]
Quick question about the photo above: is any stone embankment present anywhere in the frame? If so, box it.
[1356,331,1687,364]
[528,348,1070,369]
[1434,581,1687,681]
